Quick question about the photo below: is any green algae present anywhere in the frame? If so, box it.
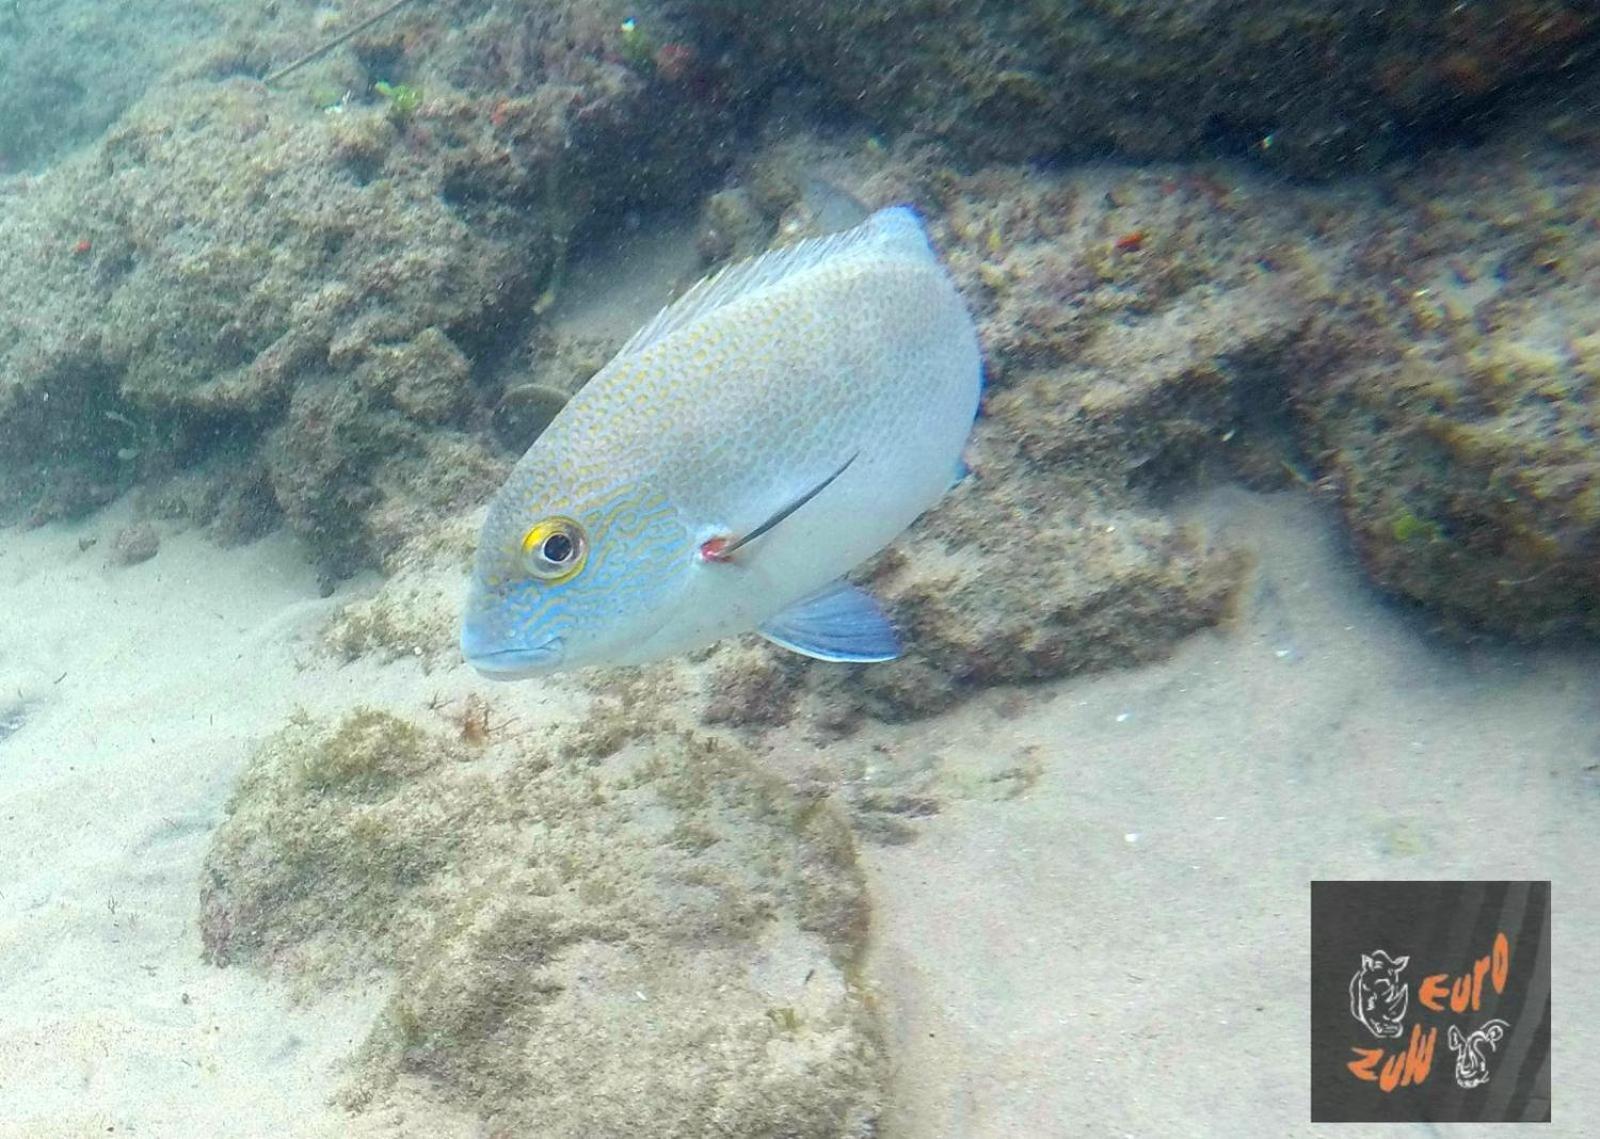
[617,15,658,71]
[1390,509,1443,544]
[372,80,422,121]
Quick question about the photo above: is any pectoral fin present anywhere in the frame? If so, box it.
[758,580,901,662]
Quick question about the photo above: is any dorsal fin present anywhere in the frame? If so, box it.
[617,206,932,358]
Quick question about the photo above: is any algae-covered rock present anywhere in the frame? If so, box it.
[200,710,468,982]
[200,707,882,1134]
[699,461,1251,731]
[1308,324,1600,638]
[0,78,526,565]
[0,0,733,576]
[93,87,517,416]
[688,0,1600,176]
[351,327,475,426]
[839,494,1250,723]
[260,380,505,583]
[1297,139,1600,638]
[324,577,461,664]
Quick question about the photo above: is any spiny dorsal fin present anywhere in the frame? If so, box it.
[617,206,931,358]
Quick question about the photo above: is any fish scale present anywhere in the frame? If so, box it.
[462,206,982,677]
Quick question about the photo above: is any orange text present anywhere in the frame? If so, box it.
[1419,931,1509,1014]
[1349,1023,1436,1091]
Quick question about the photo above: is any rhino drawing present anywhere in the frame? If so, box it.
[1349,949,1410,1039]
[1447,1019,1510,1088]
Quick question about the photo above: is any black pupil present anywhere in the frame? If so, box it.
[542,532,574,563]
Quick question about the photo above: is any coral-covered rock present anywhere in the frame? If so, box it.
[687,0,1600,176]
[1297,140,1600,637]
[0,0,732,576]
[201,707,883,1135]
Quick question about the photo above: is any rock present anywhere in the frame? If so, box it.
[1297,136,1600,637]
[200,707,884,1135]
[110,521,160,565]
[686,0,1600,176]
[492,382,570,453]
[353,327,473,426]
[0,0,735,579]
[695,186,770,264]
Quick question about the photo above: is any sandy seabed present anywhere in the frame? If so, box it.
[0,487,1594,1137]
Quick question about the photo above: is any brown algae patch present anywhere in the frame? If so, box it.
[200,707,882,1135]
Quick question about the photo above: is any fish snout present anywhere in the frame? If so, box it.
[460,619,564,678]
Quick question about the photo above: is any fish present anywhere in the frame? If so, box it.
[461,206,982,678]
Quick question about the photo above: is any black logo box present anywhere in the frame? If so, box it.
[1310,880,1551,1123]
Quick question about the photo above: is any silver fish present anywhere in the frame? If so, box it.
[462,206,982,677]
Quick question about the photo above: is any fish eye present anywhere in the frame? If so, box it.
[521,517,588,582]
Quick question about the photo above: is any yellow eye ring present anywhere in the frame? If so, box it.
[521,517,588,583]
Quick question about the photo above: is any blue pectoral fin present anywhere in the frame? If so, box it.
[758,580,901,663]
[950,456,972,489]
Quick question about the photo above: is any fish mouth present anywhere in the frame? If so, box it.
[460,627,564,679]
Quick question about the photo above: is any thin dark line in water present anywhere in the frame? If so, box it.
[264,0,421,86]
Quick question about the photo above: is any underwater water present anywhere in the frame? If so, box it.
[1,1,1596,1135]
